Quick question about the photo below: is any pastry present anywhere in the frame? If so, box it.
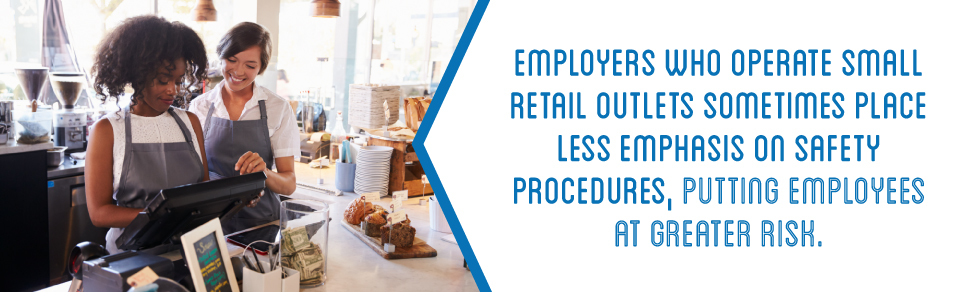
[366,211,387,224]
[379,222,416,248]
[372,204,386,214]
[344,197,374,225]
[362,211,387,237]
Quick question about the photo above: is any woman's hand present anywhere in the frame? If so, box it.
[237,151,266,207]
[247,191,265,207]
[235,151,266,175]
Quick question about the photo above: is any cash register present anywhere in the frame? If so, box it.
[70,172,267,291]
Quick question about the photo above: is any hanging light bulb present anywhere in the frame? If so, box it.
[311,0,341,18]
[192,0,217,22]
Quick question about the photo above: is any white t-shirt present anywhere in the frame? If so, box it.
[103,107,203,192]
[189,81,300,159]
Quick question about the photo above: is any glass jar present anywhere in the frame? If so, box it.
[279,200,330,287]
[14,108,52,144]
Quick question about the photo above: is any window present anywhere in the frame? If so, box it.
[61,0,236,86]
[428,0,474,90]
[0,0,43,99]
[369,0,430,86]
[351,0,374,89]
[5,0,477,112]
[62,0,153,76]
[157,0,236,64]
[361,0,474,95]
[276,0,337,100]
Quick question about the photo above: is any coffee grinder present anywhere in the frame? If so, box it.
[13,67,55,144]
[14,68,48,110]
[48,72,88,152]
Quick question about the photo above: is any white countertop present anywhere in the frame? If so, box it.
[0,140,54,155]
[37,171,477,292]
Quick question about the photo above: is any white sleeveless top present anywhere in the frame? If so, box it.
[102,108,203,194]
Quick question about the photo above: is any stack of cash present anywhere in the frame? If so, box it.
[281,226,325,286]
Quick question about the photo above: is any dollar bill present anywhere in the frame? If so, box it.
[281,226,311,254]
[301,276,323,286]
[280,254,295,270]
[281,230,295,254]
[301,276,322,286]
[281,236,294,254]
[297,263,313,281]
[298,244,324,273]
[278,242,325,286]
[297,244,325,285]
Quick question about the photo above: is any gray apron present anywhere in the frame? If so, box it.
[204,100,278,234]
[105,108,205,253]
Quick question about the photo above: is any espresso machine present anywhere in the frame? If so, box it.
[48,72,87,152]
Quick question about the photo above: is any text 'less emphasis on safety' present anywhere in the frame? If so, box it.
[508,48,927,248]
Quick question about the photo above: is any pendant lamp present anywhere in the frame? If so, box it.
[312,0,341,18]
[192,0,217,22]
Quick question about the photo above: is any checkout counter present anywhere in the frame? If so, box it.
[32,172,268,292]
[0,142,108,291]
[0,141,99,291]
[0,142,53,292]
[83,172,265,291]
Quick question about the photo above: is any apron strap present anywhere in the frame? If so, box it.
[258,100,268,119]
[257,100,275,163]
[123,109,133,146]
[167,108,194,145]
[118,109,136,196]
[168,108,203,174]
[204,100,217,134]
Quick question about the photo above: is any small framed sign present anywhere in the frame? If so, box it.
[181,218,240,292]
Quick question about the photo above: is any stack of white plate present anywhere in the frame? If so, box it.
[353,146,393,197]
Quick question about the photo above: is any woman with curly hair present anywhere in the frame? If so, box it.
[189,22,299,234]
[84,15,211,253]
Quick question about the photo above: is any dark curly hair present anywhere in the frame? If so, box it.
[91,15,207,108]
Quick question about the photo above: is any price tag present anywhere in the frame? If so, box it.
[360,192,379,202]
[421,174,429,185]
[391,190,408,210]
[386,209,407,225]
[126,266,158,287]
[392,190,408,202]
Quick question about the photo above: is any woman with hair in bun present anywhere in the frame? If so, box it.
[85,15,211,253]
[190,22,299,234]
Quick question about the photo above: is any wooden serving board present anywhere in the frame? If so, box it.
[340,220,437,259]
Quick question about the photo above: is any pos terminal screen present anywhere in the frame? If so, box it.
[193,232,234,292]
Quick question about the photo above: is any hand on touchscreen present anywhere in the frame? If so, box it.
[246,191,264,207]
[236,151,266,175]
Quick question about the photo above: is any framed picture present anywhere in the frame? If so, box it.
[180,218,240,292]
